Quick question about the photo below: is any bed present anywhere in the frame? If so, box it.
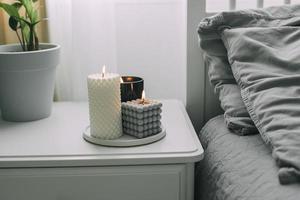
[195,4,300,200]
[195,115,300,200]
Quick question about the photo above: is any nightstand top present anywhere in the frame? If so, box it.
[0,100,203,168]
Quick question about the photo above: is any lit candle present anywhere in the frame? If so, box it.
[87,65,123,140]
[121,90,163,138]
[120,76,144,102]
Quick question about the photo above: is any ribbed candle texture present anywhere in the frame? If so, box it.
[87,73,123,139]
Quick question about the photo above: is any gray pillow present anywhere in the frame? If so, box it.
[219,84,257,135]
[221,26,300,184]
[198,4,300,135]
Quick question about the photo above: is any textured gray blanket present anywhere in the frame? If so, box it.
[196,116,300,200]
[199,5,300,184]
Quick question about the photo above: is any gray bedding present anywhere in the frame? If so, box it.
[221,26,300,184]
[198,4,300,136]
[195,115,300,200]
[199,4,300,184]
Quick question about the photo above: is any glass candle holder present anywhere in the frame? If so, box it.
[120,76,144,102]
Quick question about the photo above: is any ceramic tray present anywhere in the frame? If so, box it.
[83,126,166,147]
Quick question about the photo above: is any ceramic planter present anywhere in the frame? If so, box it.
[0,43,60,122]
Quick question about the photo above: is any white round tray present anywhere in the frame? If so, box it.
[83,126,166,147]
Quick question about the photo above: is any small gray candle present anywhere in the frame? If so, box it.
[121,94,162,138]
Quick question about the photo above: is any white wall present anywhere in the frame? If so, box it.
[114,0,187,104]
[47,0,187,104]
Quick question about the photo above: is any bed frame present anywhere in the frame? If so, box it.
[186,0,222,133]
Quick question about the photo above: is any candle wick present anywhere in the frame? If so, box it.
[141,98,147,105]
[102,73,104,78]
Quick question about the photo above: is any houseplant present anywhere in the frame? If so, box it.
[0,0,60,122]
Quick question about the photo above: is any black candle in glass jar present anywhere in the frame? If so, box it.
[120,76,144,102]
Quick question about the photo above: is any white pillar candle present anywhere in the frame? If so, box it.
[87,67,123,139]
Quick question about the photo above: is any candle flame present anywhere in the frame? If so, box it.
[126,77,133,81]
[142,90,145,101]
[120,77,124,83]
[102,65,106,78]
[139,90,149,105]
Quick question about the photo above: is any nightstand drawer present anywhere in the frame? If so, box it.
[0,164,187,200]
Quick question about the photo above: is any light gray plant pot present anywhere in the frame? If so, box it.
[0,43,60,122]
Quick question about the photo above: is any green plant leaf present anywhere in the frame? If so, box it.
[31,10,38,23]
[18,17,32,26]
[32,20,40,26]
[22,23,30,44]
[0,3,20,18]
[22,0,35,21]
[1,0,40,51]
[9,16,19,31]
[12,2,22,10]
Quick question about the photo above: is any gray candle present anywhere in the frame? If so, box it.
[121,93,163,138]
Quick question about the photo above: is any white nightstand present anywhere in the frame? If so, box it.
[0,100,203,200]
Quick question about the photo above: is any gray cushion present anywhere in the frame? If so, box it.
[219,84,257,135]
[221,26,300,184]
[198,4,300,135]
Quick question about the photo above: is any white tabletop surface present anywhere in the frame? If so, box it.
[0,100,203,167]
